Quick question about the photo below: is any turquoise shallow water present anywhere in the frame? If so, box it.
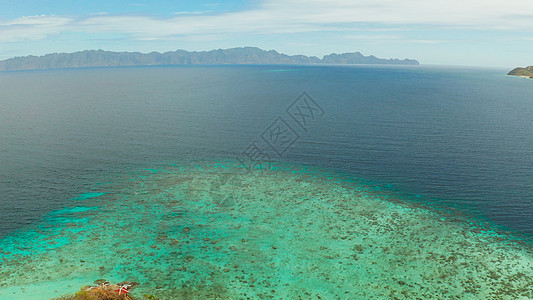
[1,161,532,299]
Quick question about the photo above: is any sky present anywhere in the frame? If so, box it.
[0,0,532,67]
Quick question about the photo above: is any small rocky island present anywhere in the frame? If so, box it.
[508,66,533,78]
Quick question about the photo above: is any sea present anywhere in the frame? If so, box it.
[0,65,532,299]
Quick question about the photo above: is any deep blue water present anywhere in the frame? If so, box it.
[1,64,532,241]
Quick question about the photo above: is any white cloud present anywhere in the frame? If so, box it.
[1,0,533,42]
[173,11,214,15]
[258,0,533,28]
[0,15,73,42]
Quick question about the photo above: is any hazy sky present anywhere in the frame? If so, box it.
[1,0,532,67]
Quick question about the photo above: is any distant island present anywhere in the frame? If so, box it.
[0,47,419,71]
[507,66,533,78]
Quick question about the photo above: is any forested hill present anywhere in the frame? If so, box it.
[508,66,533,78]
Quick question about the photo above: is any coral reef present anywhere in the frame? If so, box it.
[1,161,532,299]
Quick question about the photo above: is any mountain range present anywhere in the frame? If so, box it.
[0,47,419,71]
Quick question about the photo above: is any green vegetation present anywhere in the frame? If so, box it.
[507,66,533,78]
